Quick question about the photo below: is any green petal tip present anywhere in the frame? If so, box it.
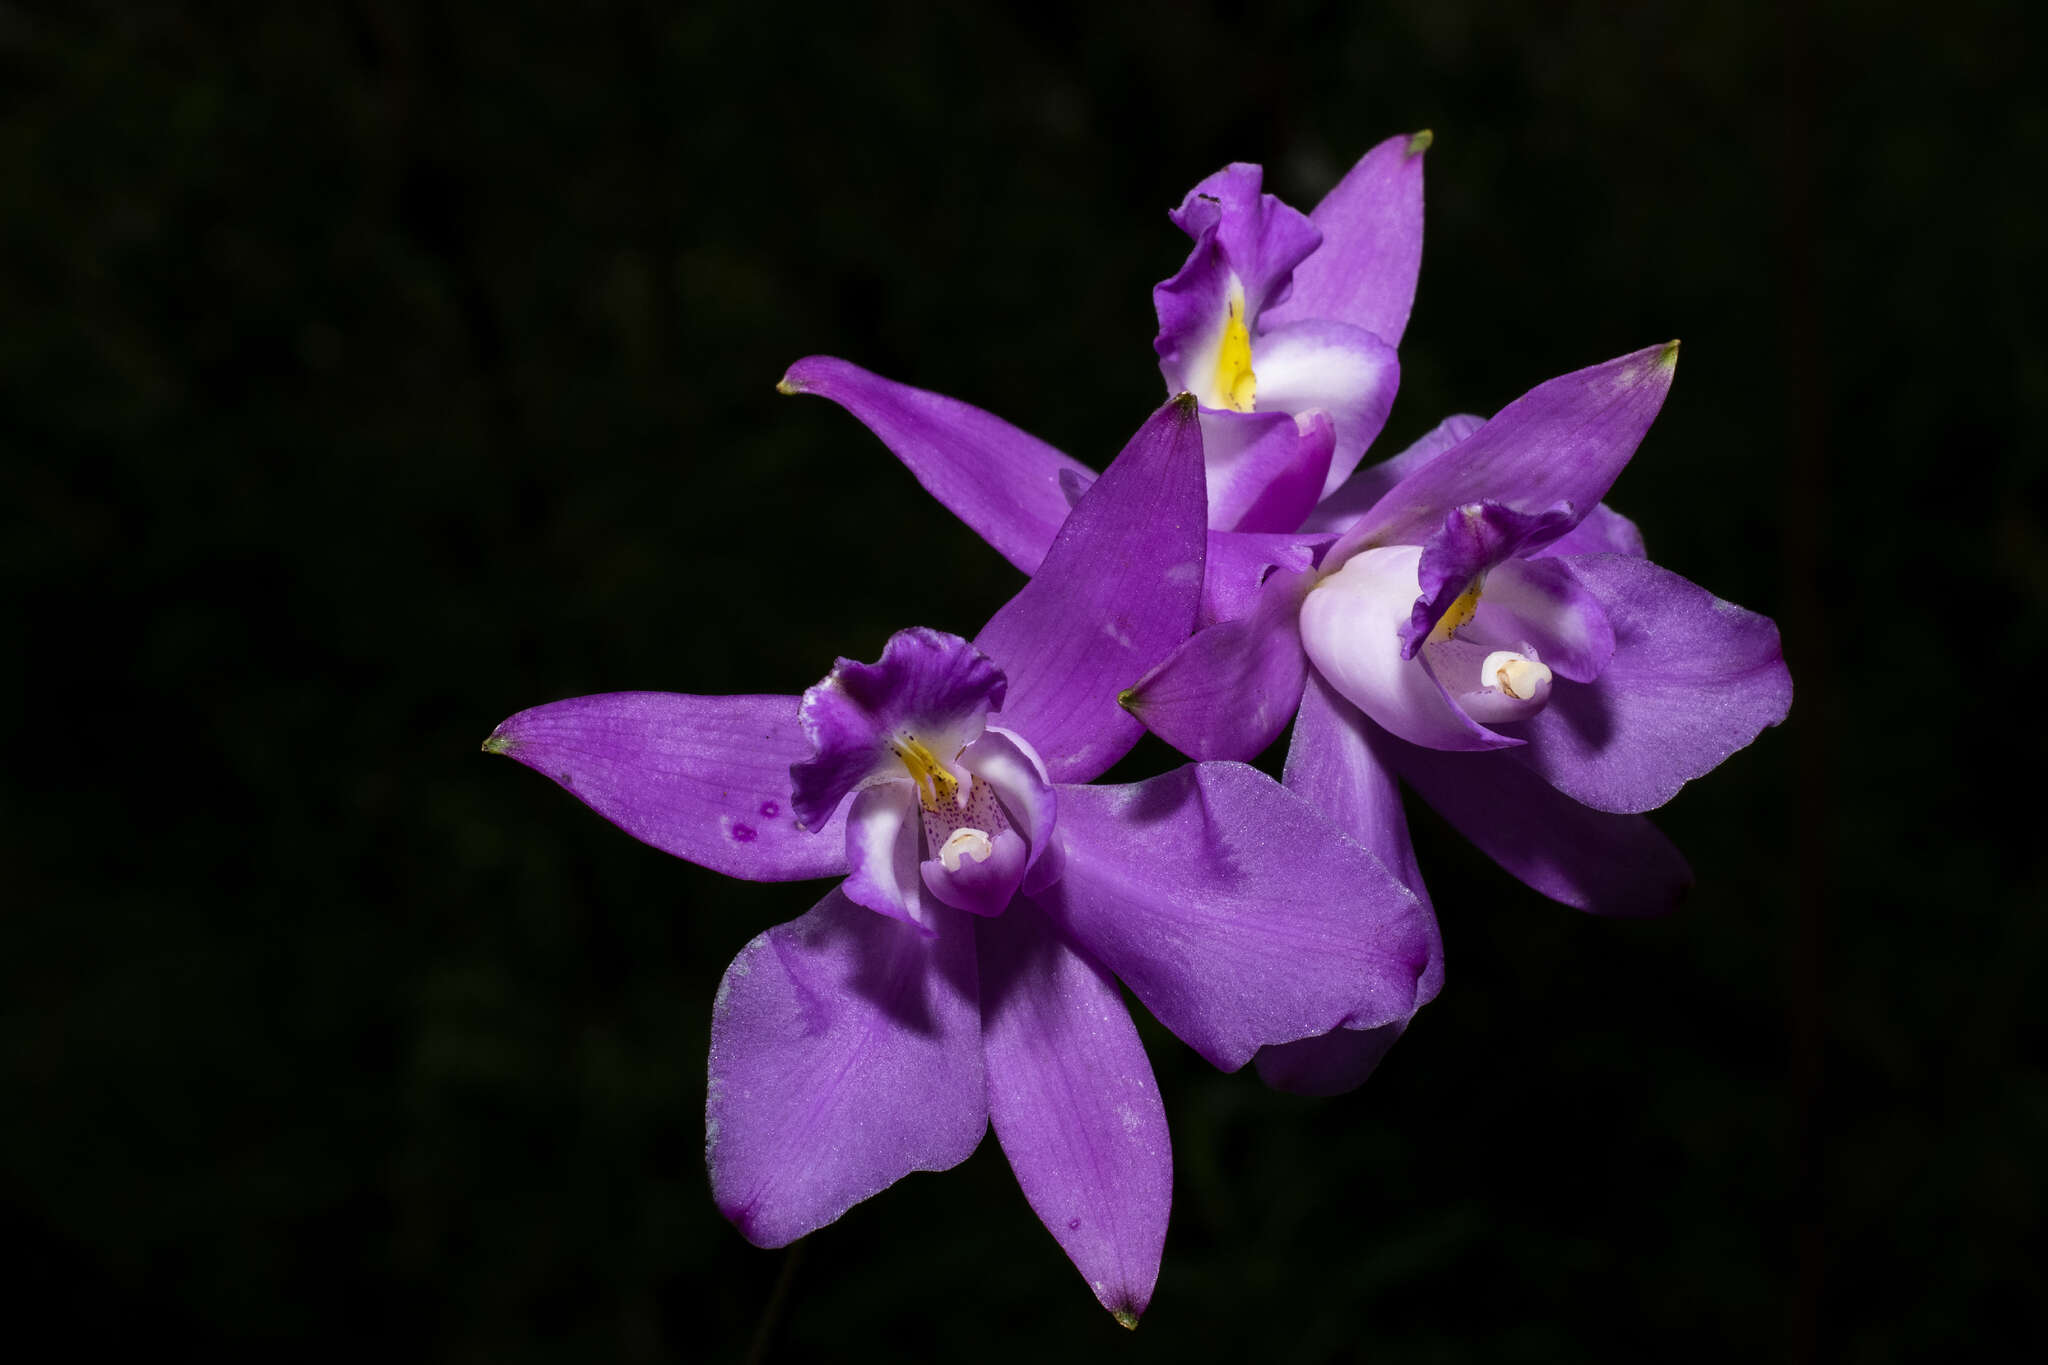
[1116,686,1142,713]
[481,730,514,755]
[1407,129,1434,156]
[1112,1309,1140,1331]
[775,376,802,395]
[1659,338,1681,367]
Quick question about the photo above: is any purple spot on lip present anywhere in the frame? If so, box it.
[730,823,757,843]
[759,800,781,818]
[1067,1217,1081,1230]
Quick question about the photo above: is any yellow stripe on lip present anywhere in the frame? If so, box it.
[1211,290,1256,412]
[889,735,960,812]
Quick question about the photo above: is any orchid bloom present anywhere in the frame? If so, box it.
[774,132,1428,628]
[1123,344,1794,934]
[482,398,1434,1324]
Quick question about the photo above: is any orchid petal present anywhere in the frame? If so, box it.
[1303,413,1483,536]
[1260,131,1428,346]
[1467,556,1615,683]
[1256,675,1444,1095]
[1534,502,1648,559]
[484,692,846,880]
[791,628,1005,830]
[1201,407,1332,534]
[1035,764,1433,1071]
[840,782,930,932]
[976,397,1207,784]
[921,828,1027,917]
[1151,227,1237,401]
[1249,319,1400,496]
[779,355,1088,575]
[1505,555,1793,813]
[1167,162,1322,322]
[1201,528,1330,628]
[1119,566,1313,762]
[978,904,1169,1327]
[707,889,985,1247]
[1398,500,1578,658]
[961,725,1059,887]
[1383,733,1694,915]
[1337,342,1680,557]
[1299,547,1522,752]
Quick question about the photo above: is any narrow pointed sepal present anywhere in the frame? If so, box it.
[1259,132,1427,347]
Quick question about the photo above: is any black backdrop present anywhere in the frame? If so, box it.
[8,2,2042,1359]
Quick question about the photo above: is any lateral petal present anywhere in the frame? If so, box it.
[840,782,931,933]
[706,890,986,1247]
[1035,764,1432,1071]
[484,692,846,880]
[1337,342,1679,556]
[1505,555,1793,813]
[1250,319,1400,496]
[1259,131,1428,347]
[779,355,1089,575]
[1201,407,1333,534]
[976,397,1208,784]
[978,904,1169,1328]
[1382,733,1694,915]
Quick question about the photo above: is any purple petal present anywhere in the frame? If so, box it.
[485,692,846,881]
[707,889,986,1247]
[841,782,930,932]
[1201,528,1330,628]
[1035,763,1433,1071]
[1249,319,1400,496]
[1467,556,1615,684]
[1299,547,1523,752]
[1199,407,1330,534]
[975,397,1207,784]
[792,628,1005,830]
[1336,342,1680,556]
[1256,675,1444,1096]
[1166,162,1322,323]
[1504,555,1794,813]
[779,356,1088,575]
[961,725,1060,888]
[1119,567,1313,761]
[1534,502,1648,559]
[1259,131,1428,347]
[1383,734,1694,915]
[1303,412,1483,536]
[978,904,1169,1327]
[1398,500,1579,658]
[1151,225,1238,402]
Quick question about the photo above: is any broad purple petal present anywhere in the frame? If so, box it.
[1534,502,1648,559]
[707,889,985,1247]
[1303,412,1483,535]
[792,628,1005,830]
[1383,733,1694,915]
[978,904,1169,1328]
[1035,764,1433,1071]
[1200,407,1331,534]
[1119,566,1313,761]
[1257,676,1444,1096]
[841,782,930,932]
[976,397,1207,784]
[1259,131,1428,347]
[1167,162,1322,322]
[1337,342,1680,556]
[1299,547,1523,752]
[1201,528,1330,628]
[485,692,846,880]
[1250,319,1400,495]
[1504,554,1794,813]
[1398,500,1578,657]
[779,355,1089,575]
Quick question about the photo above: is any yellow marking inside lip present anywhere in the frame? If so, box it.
[1212,293,1256,412]
[890,736,960,812]
[1427,580,1483,645]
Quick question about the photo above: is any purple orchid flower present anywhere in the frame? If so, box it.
[482,398,1434,1324]
[1123,343,1795,928]
[773,132,1429,629]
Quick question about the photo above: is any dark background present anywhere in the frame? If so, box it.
[7,1,2042,1359]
